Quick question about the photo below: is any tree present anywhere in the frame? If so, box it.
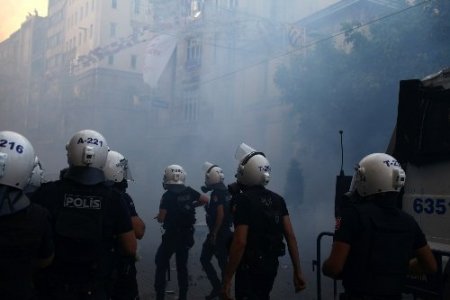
[275,0,450,171]
[283,158,304,208]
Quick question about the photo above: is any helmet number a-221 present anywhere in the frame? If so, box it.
[0,139,24,154]
[77,137,104,147]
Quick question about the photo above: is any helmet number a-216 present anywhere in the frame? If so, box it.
[0,139,24,154]
[77,137,104,147]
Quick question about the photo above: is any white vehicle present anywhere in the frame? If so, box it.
[387,67,450,298]
[316,68,450,300]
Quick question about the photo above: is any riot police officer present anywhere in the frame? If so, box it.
[31,129,137,300]
[104,150,146,300]
[222,143,306,300]
[0,131,54,300]
[200,162,233,300]
[154,164,208,300]
[322,153,437,300]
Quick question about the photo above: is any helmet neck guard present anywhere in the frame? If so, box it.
[64,166,105,185]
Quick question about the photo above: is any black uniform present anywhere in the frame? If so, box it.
[154,186,200,300]
[232,186,287,300]
[200,183,232,298]
[111,187,140,300]
[334,196,427,299]
[0,202,53,300]
[31,177,133,300]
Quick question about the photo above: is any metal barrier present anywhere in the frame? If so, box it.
[313,231,336,300]
[404,250,449,300]
[314,231,450,300]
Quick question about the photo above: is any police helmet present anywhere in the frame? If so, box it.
[66,129,109,170]
[353,153,406,197]
[234,143,271,187]
[103,150,133,183]
[163,164,186,186]
[203,161,224,186]
[0,131,36,190]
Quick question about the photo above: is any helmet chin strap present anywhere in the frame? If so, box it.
[0,185,30,216]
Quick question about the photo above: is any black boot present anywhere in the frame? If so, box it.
[178,290,187,300]
[156,291,165,300]
[205,288,221,300]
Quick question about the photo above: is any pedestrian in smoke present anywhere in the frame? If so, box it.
[322,153,437,299]
[31,129,137,300]
[0,131,54,300]
[200,162,233,300]
[154,164,208,300]
[104,150,146,300]
[221,143,306,300]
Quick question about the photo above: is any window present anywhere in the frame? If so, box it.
[134,0,140,14]
[130,55,137,69]
[182,86,199,121]
[108,55,114,65]
[186,37,202,69]
[112,0,117,9]
[110,23,117,37]
[89,24,93,38]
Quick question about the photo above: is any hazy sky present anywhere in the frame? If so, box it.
[0,0,48,42]
[0,0,339,43]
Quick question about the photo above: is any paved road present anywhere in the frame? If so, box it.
[135,224,324,300]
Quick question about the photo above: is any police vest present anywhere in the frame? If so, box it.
[50,180,115,266]
[206,189,232,233]
[163,188,197,230]
[0,204,50,299]
[242,189,286,261]
[342,201,415,296]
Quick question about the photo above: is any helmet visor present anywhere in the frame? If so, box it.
[202,161,215,173]
[119,158,134,181]
[235,143,257,161]
[125,167,134,182]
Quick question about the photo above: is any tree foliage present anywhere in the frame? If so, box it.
[283,158,304,208]
[275,0,450,168]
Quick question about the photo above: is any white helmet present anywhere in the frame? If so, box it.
[66,129,109,170]
[0,131,36,190]
[203,161,224,186]
[234,143,271,187]
[163,164,186,185]
[28,156,45,188]
[104,150,133,182]
[353,153,406,197]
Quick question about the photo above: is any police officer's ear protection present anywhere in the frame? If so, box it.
[82,146,95,165]
[392,168,406,189]
[236,151,266,178]
[358,164,406,189]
